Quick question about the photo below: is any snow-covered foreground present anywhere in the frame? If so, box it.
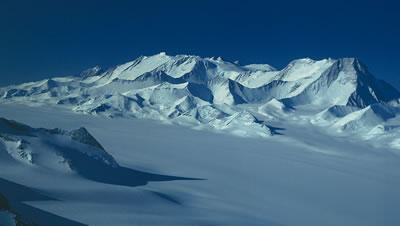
[0,103,399,226]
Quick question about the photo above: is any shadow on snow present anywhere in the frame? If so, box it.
[49,142,204,188]
[0,178,87,226]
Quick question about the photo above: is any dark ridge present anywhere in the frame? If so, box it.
[0,118,31,133]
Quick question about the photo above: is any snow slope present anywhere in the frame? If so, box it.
[0,103,399,226]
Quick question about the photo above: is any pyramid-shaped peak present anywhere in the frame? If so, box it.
[69,127,105,151]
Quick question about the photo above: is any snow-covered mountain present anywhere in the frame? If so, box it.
[1,53,400,147]
[0,117,118,171]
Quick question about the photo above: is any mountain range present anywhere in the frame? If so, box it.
[1,52,400,150]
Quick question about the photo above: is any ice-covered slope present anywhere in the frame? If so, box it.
[0,117,119,170]
[1,52,399,145]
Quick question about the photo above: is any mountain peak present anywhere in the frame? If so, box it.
[69,127,106,151]
[1,52,399,140]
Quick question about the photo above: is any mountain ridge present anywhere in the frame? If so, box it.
[1,52,400,148]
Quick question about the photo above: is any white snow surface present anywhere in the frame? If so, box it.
[0,103,399,226]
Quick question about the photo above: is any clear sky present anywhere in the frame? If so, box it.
[1,0,399,88]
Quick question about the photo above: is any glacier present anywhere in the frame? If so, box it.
[0,104,399,225]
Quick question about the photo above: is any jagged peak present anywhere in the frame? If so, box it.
[1,53,399,112]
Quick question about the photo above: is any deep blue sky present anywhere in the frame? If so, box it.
[1,0,399,88]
